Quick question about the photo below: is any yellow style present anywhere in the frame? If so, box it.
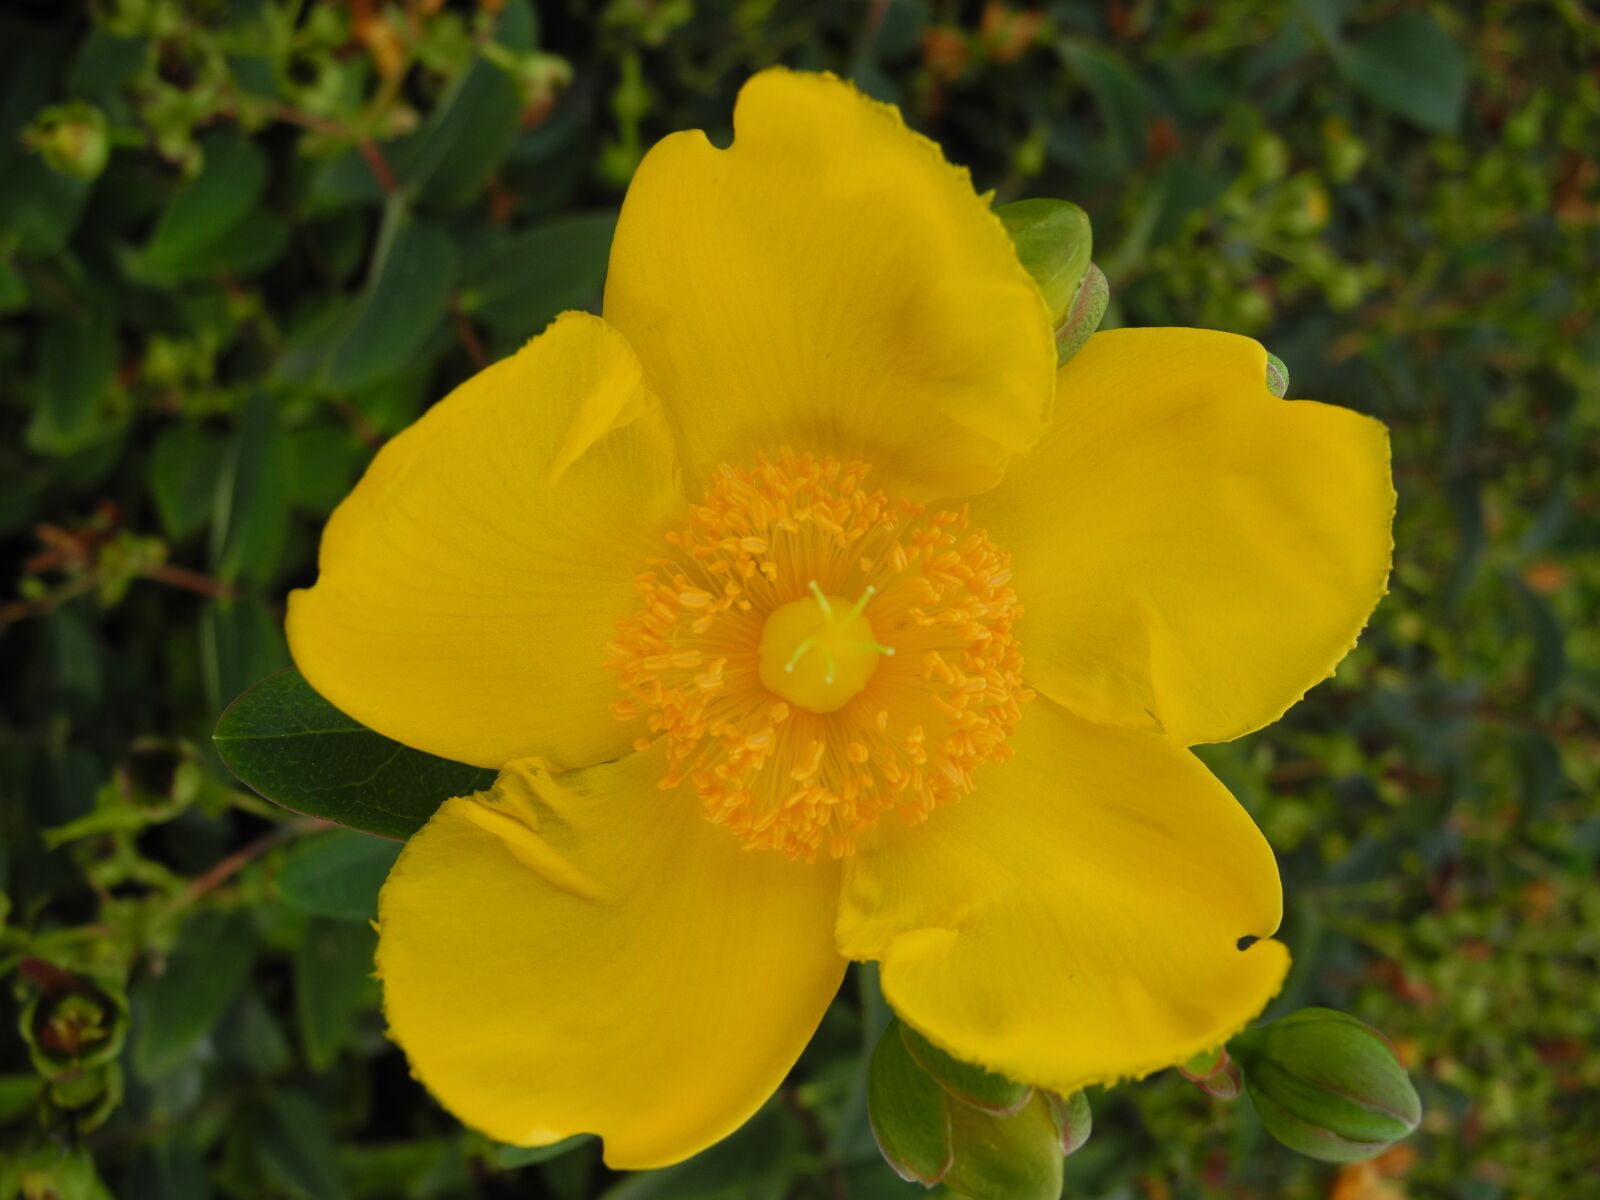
[286,69,1394,1169]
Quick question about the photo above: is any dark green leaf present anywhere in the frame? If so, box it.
[0,152,91,258]
[1340,12,1469,134]
[459,211,616,338]
[324,201,458,392]
[1057,42,1152,168]
[395,0,535,208]
[26,318,120,456]
[128,132,269,280]
[201,597,290,720]
[210,391,293,585]
[149,423,228,540]
[133,909,255,1080]
[129,208,289,285]
[602,1104,796,1200]
[277,831,402,920]
[288,422,366,515]
[493,1136,594,1168]
[213,669,496,840]
[295,917,377,1070]
[124,1137,211,1200]
[255,1089,345,1200]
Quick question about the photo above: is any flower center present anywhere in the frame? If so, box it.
[758,581,895,714]
[607,452,1028,861]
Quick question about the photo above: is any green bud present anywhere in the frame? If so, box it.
[1265,353,1290,398]
[24,102,111,182]
[1180,1044,1241,1099]
[997,199,1092,327]
[867,1017,1069,1199]
[18,961,129,1078]
[2,1145,111,1200]
[943,1090,1063,1200]
[1232,1008,1422,1163]
[996,198,1110,366]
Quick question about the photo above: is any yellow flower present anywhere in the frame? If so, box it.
[286,69,1394,1168]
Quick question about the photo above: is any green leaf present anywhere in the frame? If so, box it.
[210,391,293,585]
[602,1103,796,1200]
[288,422,366,515]
[394,0,535,208]
[295,916,377,1070]
[324,200,458,392]
[124,1137,210,1200]
[255,1089,345,1200]
[200,597,290,720]
[127,132,269,281]
[213,669,496,840]
[459,211,617,339]
[1057,42,1152,168]
[899,1022,1031,1116]
[492,1135,594,1168]
[1340,12,1469,134]
[132,909,255,1080]
[149,423,228,540]
[277,830,402,920]
[130,208,289,285]
[0,152,91,258]
[26,318,120,456]
[0,1072,41,1122]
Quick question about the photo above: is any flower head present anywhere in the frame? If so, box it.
[287,69,1394,1168]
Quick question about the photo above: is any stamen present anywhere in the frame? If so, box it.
[606,451,1027,861]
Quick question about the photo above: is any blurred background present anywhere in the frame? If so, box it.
[1,1,1596,1197]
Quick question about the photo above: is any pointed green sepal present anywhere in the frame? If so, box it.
[899,1021,1033,1115]
[868,1017,954,1184]
[1054,263,1109,364]
[1047,1089,1092,1156]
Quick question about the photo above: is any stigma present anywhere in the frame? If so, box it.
[606,452,1028,861]
[758,581,895,714]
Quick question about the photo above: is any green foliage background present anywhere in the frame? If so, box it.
[2,1,1596,1197]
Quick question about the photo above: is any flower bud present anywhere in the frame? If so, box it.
[867,1017,1070,1199]
[24,102,111,182]
[18,960,129,1078]
[1265,352,1290,398]
[996,199,1091,325]
[1180,1044,1241,1100]
[1231,1008,1421,1163]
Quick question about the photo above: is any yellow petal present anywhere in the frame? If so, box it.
[377,746,845,1169]
[973,327,1394,746]
[287,312,682,770]
[603,67,1056,499]
[837,697,1289,1093]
